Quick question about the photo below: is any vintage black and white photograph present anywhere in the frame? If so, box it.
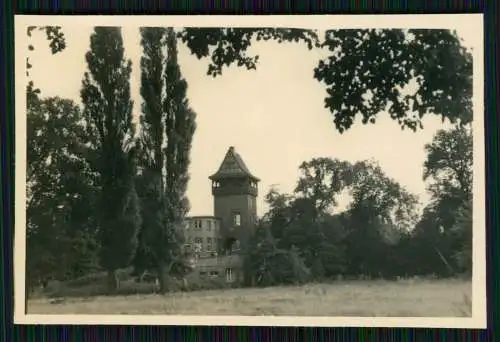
[14,15,485,328]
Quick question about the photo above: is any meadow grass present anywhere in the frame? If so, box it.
[27,278,472,317]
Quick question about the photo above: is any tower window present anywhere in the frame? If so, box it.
[232,240,241,252]
[225,268,234,282]
[232,212,241,227]
[194,220,202,229]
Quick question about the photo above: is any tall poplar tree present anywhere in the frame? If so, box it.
[137,27,196,293]
[80,27,141,291]
[133,27,168,281]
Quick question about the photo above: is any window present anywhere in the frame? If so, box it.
[206,237,213,251]
[207,220,212,231]
[194,220,202,229]
[232,212,241,227]
[194,237,203,252]
[225,268,234,282]
[232,240,241,251]
[208,271,219,278]
[199,271,207,277]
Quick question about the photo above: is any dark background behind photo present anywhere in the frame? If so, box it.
[1,0,497,341]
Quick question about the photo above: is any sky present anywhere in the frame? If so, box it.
[26,25,475,218]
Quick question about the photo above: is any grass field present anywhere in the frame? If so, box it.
[27,278,472,317]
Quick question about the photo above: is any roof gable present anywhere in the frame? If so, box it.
[209,146,259,181]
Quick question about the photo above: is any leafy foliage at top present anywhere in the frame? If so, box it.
[26,26,66,76]
[177,28,321,77]
[36,27,471,133]
[315,29,472,132]
[179,28,472,132]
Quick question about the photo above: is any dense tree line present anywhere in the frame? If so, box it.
[25,26,473,295]
[244,126,473,286]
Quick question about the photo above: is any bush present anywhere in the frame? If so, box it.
[253,249,311,287]
[64,268,133,288]
[180,276,234,292]
[64,272,107,288]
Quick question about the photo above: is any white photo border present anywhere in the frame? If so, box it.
[14,14,486,328]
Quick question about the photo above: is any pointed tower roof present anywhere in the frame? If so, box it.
[209,146,260,182]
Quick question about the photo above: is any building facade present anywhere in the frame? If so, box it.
[182,216,222,257]
[181,146,259,284]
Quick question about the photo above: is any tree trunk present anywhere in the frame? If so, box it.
[157,264,167,294]
[106,270,119,292]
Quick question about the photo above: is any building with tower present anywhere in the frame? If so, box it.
[180,146,259,285]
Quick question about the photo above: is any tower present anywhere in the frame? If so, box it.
[209,146,259,254]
